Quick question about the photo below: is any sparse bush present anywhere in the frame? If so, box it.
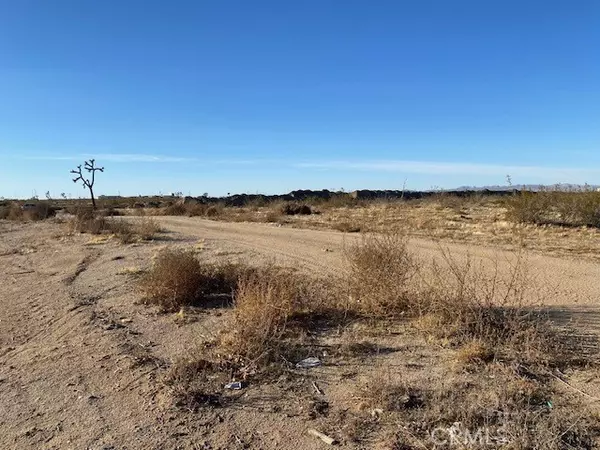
[67,208,160,243]
[185,203,209,216]
[311,194,359,208]
[343,232,580,369]
[455,340,495,365]
[205,204,223,217]
[416,249,566,367]
[162,203,188,216]
[332,221,362,233]
[0,202,56,221]
[380,365,600,449]
[161,202,224,218]
[0,203,21,220]
[344,233,418,317]
[355,369,422,412]
[139,249,244,312]
[507,188,600,228]
[140,249,205,311]
[219,266,303,362]
[265,210,282,223]
[135,217,163,240]
[278,202,313,215]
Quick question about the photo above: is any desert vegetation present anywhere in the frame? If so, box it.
[70,159,104,209]
[506,187,600,228]
[3,183,600,447]
[0,201,56,221]
[66,207,162,243]
[5,187,600,260]
[135,232,599,448]
[2,197,600,448]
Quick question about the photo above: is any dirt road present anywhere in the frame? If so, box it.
[155,217,600,304]
[151,216,600,334]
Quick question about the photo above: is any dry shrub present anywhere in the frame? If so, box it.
[135,217,162,240]
[380,364,600,449]
[0,203,22,220]
[205,204,223,217]
[218,266,303,362]
[162,203,188,216]
[139,249,244,312]
[455,340,495,366]
[344,233,582,369]
[68,209,160,243]
[345,233,418,317]
[265,210,282,223]
[354,369,422,412]
[0,202,55,221]
[186,203,209,217]
[139,249,205,311]
[67,207,104,234]
[332,221,362,233]
[507,188,600,228]
[416,250,566,367]
[278,202,313,215]
[218,265,344,368]
[161,202,224,218]
[313,194,360,209]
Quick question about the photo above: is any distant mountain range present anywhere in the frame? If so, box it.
[450,184,600,192]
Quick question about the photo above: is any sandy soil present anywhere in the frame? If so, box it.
[0,218,598,449]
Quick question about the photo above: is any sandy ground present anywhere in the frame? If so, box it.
[0,218,599,449]
[154,217,600,329]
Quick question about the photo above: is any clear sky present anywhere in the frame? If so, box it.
[1,0,599,198]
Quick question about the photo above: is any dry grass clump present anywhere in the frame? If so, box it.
[217,265,347,370]
[344,233,582,369]
[68,208,161,243]
[354,370,423,412]
[139,249,244,311]
[455,340,495,366]
[332,221,362,233]
[310,194,360,209]
[162,203,187,216]
[344,233,418,317]
[0,202,56,221]
[134,217,163,240]
[140,249,208,311]
[375,364,600,449]
[507,188,600,228]
[277,201,313,215]
[161,202,224,218]
[218,266,305,363]
[415,251,569,368]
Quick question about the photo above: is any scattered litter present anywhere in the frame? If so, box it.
[296,357,322,369]
[308,428,337,445]
[224,381,245,390]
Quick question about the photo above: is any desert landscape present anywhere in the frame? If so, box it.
[1,192,599,449]
[3,2,599,448]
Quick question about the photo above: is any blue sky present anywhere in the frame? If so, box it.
[1,0,599,198]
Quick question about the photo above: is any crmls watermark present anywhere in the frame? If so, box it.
[430,423,509,446]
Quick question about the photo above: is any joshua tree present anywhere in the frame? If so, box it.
[70,159,104,209]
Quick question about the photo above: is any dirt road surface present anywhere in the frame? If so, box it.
[156,216,600,309]
[0,218,598,449]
